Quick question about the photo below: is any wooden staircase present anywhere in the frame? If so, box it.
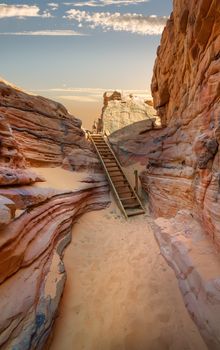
[89,133,145,218]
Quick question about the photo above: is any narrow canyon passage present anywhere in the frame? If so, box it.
[49,204,207,350]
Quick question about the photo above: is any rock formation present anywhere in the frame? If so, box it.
[0,178,108,350]
[96,90,157,134]
[109,0,220,348]
[0,79,91,167]
[0,78,109,349]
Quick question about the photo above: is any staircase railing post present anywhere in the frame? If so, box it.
[134,170,139,194]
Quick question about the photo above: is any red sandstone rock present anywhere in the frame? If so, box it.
[0,79,91,167]
[110,0,220,248]
[0,78,107,349]
[108,1,220,347]
[0,166,45,186]
[0,195,16,225]
[149,0,220,245]
[153,210,220,350]
[0,114,26,168]
[62,148,102,173]
[0,176,109,349]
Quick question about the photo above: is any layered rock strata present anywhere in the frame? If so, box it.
[153,210,220,350]
[110,0,220,249]
[0,79,109,349]
[109,0,220,347]
[0,114,44,186]
[0,176,109,350]
[0,79,90,167]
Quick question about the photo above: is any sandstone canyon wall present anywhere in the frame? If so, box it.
[109,1,220,348]
[0,79,109,349]
[0,79,99,170]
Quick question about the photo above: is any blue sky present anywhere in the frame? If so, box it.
[0,0,172,127]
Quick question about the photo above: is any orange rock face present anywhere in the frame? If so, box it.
[111,0,220,248]
[0,79,109,349]
[109,1,220,347]
[149,0,220,246]
[0,177,109,350]
[0,79,90,167]
[0,113,44,186]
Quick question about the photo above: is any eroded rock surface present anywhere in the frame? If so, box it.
[0,177,109,350]
[96,90,157,134]
[153,210,220,350]
[108,0,220,347]
[110,0,220,245]
[0,79,90,167]
[0,79,109,349]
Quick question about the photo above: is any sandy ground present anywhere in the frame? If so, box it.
[33,167,207,350]
[49,203,207,350]
[32,167,87,191]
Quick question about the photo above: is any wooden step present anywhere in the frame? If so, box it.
[126,209,145,217]
[124,204,141,209]
[115,183,132,188]
[111,174,125,178]
[116,191,133,197]
[97,147,113,152]
[98,152,111,155]
[105,164,117,167]
[117,190,133,195]
[89,132,145,218]
[108,169,122,174]
[120,196,136,201]
[106,166,119,169]
[114,182,130,186]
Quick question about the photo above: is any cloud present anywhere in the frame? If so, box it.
[0,29,86,36]
[49,87,107,93]
[32,87,151,98]
[48,87,150,94]
[48,3,59,10]
[48,2,59,7]
[64,0,148,7]
[0,4,53,18]
[65,9,167,35]
[59,95,100,102]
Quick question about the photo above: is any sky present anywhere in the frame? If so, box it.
[0,0,172,128]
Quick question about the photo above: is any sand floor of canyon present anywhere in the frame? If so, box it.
[35,168,207,350]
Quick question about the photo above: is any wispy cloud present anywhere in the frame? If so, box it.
[0,4,52,18]
[59,95,100,102]
[48,2,59,10]
[65,9,167,35]
[0,30,86,36]
[46,87,149,94]
[48,87,107,93]
[64,0,148,7]
[48,2,59,7]
[32,87,151,99]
